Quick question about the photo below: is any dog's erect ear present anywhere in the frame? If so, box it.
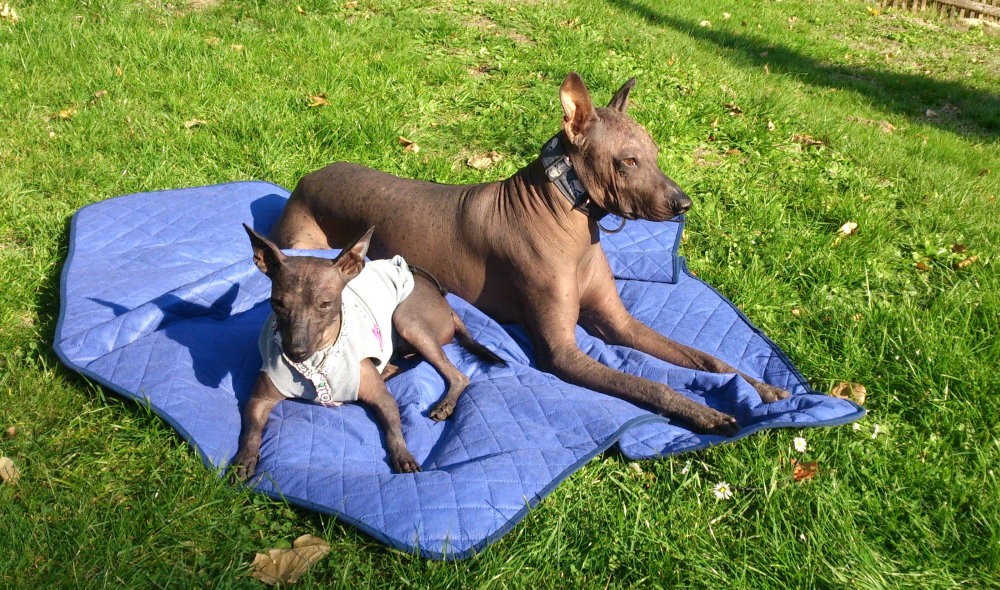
[244,223,285,276]
[607,77,636,113]
[333,226,374,280]
[560,72,596,144]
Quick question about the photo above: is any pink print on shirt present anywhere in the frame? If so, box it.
[372,323,383,350]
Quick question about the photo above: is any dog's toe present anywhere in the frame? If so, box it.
[392,452,422,473]
[757,382,791,403]
[429,402,455,421]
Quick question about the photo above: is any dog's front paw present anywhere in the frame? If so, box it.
[391,450,422,474]
[753,380,791,403]
[690,407,740,437]
[429,400,455,421]
[229,452,259,484]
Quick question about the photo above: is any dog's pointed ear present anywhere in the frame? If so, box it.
[560,72,596,144]
[607,77,636,113]
[244,223,285,276]
[333,226,374,280]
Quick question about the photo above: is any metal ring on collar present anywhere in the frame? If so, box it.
[597,215,627,234]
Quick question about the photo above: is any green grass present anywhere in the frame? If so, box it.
[2,0,998,587]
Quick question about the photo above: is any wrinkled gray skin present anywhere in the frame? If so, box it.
[231,225,503,480]
[269,72,789,436]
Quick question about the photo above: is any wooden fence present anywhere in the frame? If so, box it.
[883,0,1000,21]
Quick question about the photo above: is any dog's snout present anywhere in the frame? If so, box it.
[675,194,692,215]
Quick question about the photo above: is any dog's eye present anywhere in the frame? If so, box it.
[318,301,334,310]
[622,158,638,167]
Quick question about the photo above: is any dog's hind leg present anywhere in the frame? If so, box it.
[393,279,473,421]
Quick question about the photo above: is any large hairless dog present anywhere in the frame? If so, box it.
[270,72,789,435]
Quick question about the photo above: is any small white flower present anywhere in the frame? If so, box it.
[871,424,881,439]
[852,423,862,431]
[680,460,692,475]
[793,437,808,453]
[713,481,734,500]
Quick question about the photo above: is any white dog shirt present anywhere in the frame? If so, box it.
[258,256,415,405]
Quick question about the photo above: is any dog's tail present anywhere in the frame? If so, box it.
[452,312,507,367]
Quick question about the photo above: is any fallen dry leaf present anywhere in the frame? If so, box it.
[837,221,858,237]
[4,426,15,438]
[792,134,824,148]
[306,94,330,107]
[466,150,502,170]
[0,2,19,23]
[915,258,931,271]
[699,20,712,27]
[829,381,866,405]
[250,534,330,586]
[723,12,732,19]
[183,119,207,129]
[879,120,897,133]
[767,120,776,131]
[344,0,358,7]
[951,243,967,253]
[53,106,77,120]
[295,5,305,15]
[763,64,771,74]
[791,458,818,482]
[92,90,107,100]
[953,255,979,270]
[724,103,743,116]
[204,36,222,46]
[230,44,245,51]
[0,457,19,485]
[398,136,420,153]
[925,109,938,118]
[791,307,801,317]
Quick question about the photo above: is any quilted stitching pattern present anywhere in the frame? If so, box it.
[53,182,864,560]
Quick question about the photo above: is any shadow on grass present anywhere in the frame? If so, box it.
[608,0,1000,138]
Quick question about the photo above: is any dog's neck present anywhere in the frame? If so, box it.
[538,131,608,221]
[538,133,608,222]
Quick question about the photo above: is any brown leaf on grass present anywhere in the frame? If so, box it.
[183,119,207,129]
[92,90,108,100]
[829,381,866,405]
[306,94,330,107]
[837,221,858,237]
[344,1,358,7]
[229,44,245,51]
[4,426,15,438]
[53,107,77,120]
[699,20,712,27]
[790,307,801,317]
[953,255,979,270]
[250,534,330,586]
[466,150,502,170]
[792,134,825,148]
[767,120,776,131]
[397,136,420,153]
[295,5,306,15]
[791,458,818,481]
[879,120,897,133]
[915,258,931,271]
[204,36,222,46]
[724,103,743,116]
[951,243,967,253]
[925,109,939,118]
[0,457,19,485]
[0,2,19,23]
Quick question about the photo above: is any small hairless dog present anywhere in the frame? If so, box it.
[230,225,504,479]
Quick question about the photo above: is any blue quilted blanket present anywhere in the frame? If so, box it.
[54,181,864,560]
